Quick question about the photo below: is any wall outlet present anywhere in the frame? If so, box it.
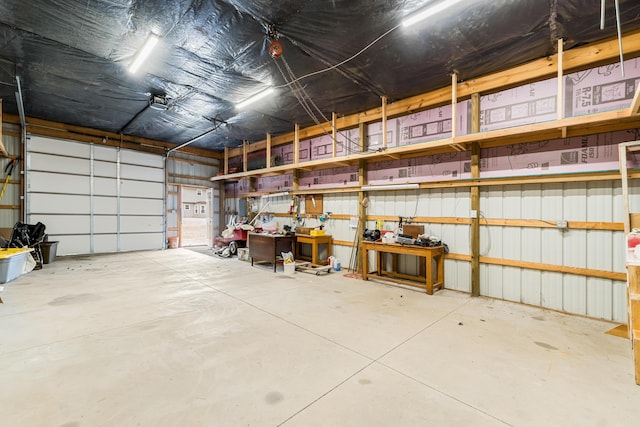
[556,220,568,229]
[469,210,478,218]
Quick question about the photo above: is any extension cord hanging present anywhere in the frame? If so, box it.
[272,51,369,156]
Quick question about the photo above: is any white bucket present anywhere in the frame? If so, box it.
[283,262,296,275]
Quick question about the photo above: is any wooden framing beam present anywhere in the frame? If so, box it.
[557,39,564,120]
[20,115,220,159]
[470,92,481,297]
[294,123,300,164]
[242,140,248,173]
[381,96,388,149]
[332,112,338,157]
[451,74,458,139]
[224,147,229,175]
[222,31,640,161]
[627,265,640,384]
[266,133,272,169]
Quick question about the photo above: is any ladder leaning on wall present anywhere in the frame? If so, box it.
[618,140,640,385]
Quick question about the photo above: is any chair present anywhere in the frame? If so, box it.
[5,221,47,269]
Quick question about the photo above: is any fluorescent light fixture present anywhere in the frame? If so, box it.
[236,87,275,109]
[361,183,419,191]
[402,0,463,28]
[129,34,159,73]
[261,191,290,199]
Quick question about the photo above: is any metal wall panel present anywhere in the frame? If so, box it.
[479,180,627,321]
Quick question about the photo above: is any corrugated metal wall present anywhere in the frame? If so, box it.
[301,181,629,323]
[480,181,626,322]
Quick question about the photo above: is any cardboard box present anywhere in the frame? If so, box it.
[402,224,424,238]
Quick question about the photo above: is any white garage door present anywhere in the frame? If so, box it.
[26,135,165,255]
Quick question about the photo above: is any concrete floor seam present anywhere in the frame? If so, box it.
[376,361,515,427]
[275,361,378,427]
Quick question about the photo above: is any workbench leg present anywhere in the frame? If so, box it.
[312,242,318,265]
[425,254,433,295]
[362,248,369,281]
[439,253,445,289]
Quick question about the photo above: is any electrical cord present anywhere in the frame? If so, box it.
[274,23,402,90]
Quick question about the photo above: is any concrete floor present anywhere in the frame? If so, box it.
[0,248,638,426]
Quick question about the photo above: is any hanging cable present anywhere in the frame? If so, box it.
[273,53,373,156]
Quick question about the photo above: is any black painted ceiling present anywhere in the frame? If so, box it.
[1,0,639,152]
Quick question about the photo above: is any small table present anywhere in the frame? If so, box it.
[361,241,445,294]
[295,234,332,266]
[248,233,296,272]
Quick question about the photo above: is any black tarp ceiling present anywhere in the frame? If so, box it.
[1,0,640,152]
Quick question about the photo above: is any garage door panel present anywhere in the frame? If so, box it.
[29,136,91,158]
[120,163,164,182]
[120,198,163,215]
[28,215,90,235]
[120,233,163,251]
[120,216,163,233]
[120,149,164,168]
[52,235,91,256]
[94,196,117,215]
[94,234,117,253]
[28,171,90,194]
[29,153,90,175]
[94,177,117,196]
[28,194,90,214]
[94,161,117,177]
[120,180,163,198]
[93,146,117,162]
[27,140,164,255]
[94,216,118,233]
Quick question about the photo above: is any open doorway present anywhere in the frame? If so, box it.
[179,185,213,247]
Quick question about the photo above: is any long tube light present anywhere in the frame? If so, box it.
[261,191,290,199]
[361,183,419,191]
[402,0,464,28]
[129,34,159,74]
[236,87,275,109]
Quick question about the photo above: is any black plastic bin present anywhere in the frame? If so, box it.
[39,241,59,264]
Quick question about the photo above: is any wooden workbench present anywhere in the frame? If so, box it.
[361,241,445,294]
[248,233,295,272]
[295,233,332,266]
